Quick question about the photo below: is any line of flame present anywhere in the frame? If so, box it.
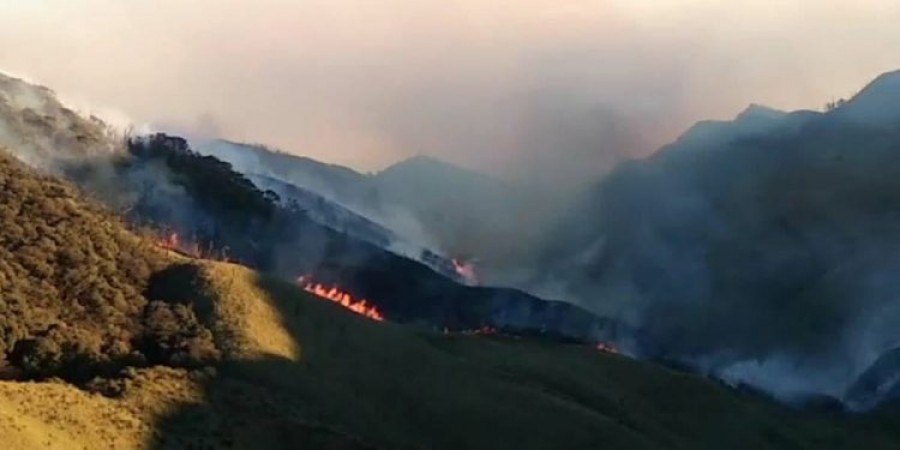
[297,276,385,321]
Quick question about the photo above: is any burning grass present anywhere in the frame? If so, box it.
[146,260,900,450]
[297,275,384,321]
[3,258,900,450]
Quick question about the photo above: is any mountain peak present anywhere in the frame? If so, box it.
[835,69,900,126]
[386,154,454,170]
[736,103,787,121]
[378,154,489,183]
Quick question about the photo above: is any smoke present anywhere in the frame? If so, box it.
[533,71,900,409]
[0,72,221,246]
[5,0,900,411]
[3,0,900,189]
[5,1,900,293]
[0,72,122,171]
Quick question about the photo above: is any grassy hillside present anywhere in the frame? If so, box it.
[1,144,900,449]
[3,246,899,450]
[145,261,900,450]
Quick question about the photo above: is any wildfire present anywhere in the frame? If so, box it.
[451,258,479,286]
[160,231,180,250]
[460,326,497,336]
[297,276,385,321]
[156,231,230,262]
[595,342,618,354]
[157,231,200,255]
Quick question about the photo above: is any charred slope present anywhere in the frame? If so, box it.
[195,139,378,212]
[247,172,467,282]
[536,70,900,405]
[125,134,618,343]
[196,140,548,284]
[250,172,398,249]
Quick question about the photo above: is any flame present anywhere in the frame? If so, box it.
[451,258,479,285]
[156,230,230,262]
[595,342,618,354]
[297,276,385,321]
[160,231,180,250]
[445,326,502,337]
[465,326,497,336]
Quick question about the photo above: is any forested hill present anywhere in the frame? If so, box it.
[0,148,220,383]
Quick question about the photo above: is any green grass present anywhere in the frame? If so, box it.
[1,257,898,450]
[141,261,900,450]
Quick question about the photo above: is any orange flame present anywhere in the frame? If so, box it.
[465,326,497,336]
[595,342,618,354]
[297,276,385,322]
[160,231,180,250]
[451,259,479,286]
[156,231,230,262]
[445,326,502,337]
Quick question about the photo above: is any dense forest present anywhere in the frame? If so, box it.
[0,149,218,383]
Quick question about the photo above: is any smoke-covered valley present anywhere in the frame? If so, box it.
[6,63,900,417]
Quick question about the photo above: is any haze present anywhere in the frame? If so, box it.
[2,0,900,185]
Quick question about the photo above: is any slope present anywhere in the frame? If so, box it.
[0,146,898,449]
[534,69,900,404]
[144,259,900,450]
[0,70,624,353]
[124,134,620,345]
[0,148,220,381]
[196,140,549,284]
[4,257,900,450]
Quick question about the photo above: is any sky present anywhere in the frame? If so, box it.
[2,0,900,184]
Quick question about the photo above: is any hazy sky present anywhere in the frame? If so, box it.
[2,0,900,181]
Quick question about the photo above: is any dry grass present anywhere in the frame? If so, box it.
[1,257,900,449]
[200,263,299,362]
[0,368,202,450]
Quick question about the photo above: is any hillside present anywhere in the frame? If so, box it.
[6,256,900,449]
[147,261,900,450]
[1,141,900,448]
[0,69,628,350]
[0,73,118,171]
[0,149,219,382]
[195,140,378,214]
[372,155,542,272]
[194,141,550,284]
[119,134,619,345]
[534,70,900,406]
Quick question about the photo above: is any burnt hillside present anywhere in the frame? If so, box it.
[124,134,621,343]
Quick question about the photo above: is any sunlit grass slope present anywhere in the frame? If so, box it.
[145,260,900,450]
[2,258,900,449]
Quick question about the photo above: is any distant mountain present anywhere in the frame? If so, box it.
[247,172,467,282]
[195,141,469,279]
[373,155,531,262]
[835,69,900,126]
[535,69,900,406]
[196,141,545,285]
[660,105,818,155]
